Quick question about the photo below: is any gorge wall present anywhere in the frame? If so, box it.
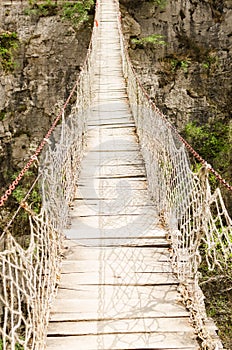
[120,0,232,208]
[0,2,93,191]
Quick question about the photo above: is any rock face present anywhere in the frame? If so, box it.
[121,0,231,125]
[0,3,93,188]
[120,0,232,210]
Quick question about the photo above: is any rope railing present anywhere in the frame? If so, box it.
[0,2,98,349]
[114,1,231,348]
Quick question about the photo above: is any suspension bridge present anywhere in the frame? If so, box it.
[0,0,232,349]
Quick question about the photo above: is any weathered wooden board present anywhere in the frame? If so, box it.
[46,333,199,350]
[67,215,162,231]
[80,151,144,165]
[86,127,137,138]
[63,236,168,248]
[48,317,195,336]
[79,165,146,178]
[69,204,157,217]
[57,284,180,303]
[60,260,173,274]
[61,243,171,262]
[55,284,179,301]
[57,270,178,287]
[49,301,189,322]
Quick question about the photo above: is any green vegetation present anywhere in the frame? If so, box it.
[180,59,190,73]
[131,34,166,48]
[185,120,232,347]
[0,110,6,121]
[11,171,41,214]
[169,57,191,73]
[199,253,232,349]
[183,121,231,177]
[201,53,219,71]
[149,0,167,10]
[0,338,24,350]
[62,0,94,26]
[25,0,94,27]
[0,169,42,240]
[25,0,58,16]
[15,342,24,350]
[0,31,19,72]
[160,49,219,78]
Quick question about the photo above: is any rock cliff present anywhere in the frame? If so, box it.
[120,0,232,199]
[0,2,93,189]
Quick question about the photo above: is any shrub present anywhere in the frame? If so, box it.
[131,34,166,48]
[0,31,19,72]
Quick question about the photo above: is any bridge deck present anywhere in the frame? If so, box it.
[46,0,200,349]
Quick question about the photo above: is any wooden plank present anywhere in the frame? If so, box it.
[65,222,166,237]
[81,150,143,163]
[86,132,138,143]
[71,196,154,208]
[46,332,199,350]
[63,238,169,248]
[79,165,146,178]
[50,300,189,321]
[61,242,171,261]
[60,260,173,274]
[68,212,160,226]
[54,284,179,301]
[69,204,157,217]
[86,130,137,139]
[64,229,168,246]
[73,185,150,198]
[85,140,139,152]
[57,271,178,286]
[47,317,195,336]
[76,177,147,188]
[67,215,161,231]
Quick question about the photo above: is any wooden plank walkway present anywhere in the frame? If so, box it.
[46,0,201,349]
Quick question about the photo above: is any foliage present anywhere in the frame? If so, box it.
[199,253,232,349]
[11,171,41,214]
[0,170,43,240]
[15,342,24,350]
[62,0,94,26]
[131,34,166,48]
[0,31,19,72]
[180,59,190,72]
[167,56,191,73]
[25,0,58,16]
[201,53,219,71]
[0,338,24,350]
[25,0,94,27]
[0,110,6,121]
[183,121,231,177]
[149,0,167,9]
